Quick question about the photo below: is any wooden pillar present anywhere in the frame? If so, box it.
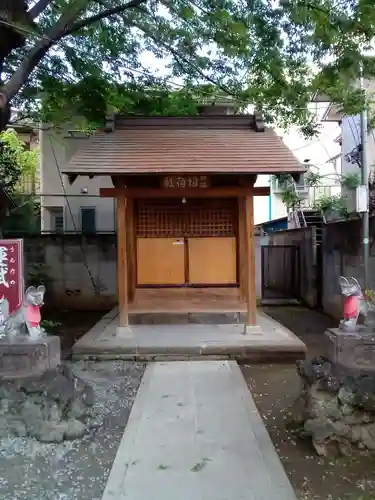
[126,198,136,303]
[245,194,257,326]
[117,195,128,327]
[238,197,247,301]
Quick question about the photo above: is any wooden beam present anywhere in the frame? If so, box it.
[245,194,257,326]
[126,198,136,304]
[116,196,129,327]
[253,186,270,196]
[238,197,247,301]
[100,186,270,198]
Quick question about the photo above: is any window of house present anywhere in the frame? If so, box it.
[81,207,96,234]
[51,208,64,233]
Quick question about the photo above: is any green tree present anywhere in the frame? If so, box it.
[0,128,40,234]
[0,0,374,133]
[0,129,38,193]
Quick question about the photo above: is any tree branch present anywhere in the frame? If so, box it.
[64,0,148,36]
[0,0,148,112]
[28,0,54,20]
[0,0,88,107]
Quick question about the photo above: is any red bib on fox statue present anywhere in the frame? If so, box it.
[339,277,362,333]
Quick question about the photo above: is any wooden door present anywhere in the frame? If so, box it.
[187,237,237,285]
[137,238,185,285]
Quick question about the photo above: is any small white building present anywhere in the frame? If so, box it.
[316,79,375,194]
[39,127,115,233]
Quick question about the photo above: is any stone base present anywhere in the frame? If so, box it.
[129,312,246,325]
[116,326,133,338]
[0,335,61,379]
[243,324,263,335]
[325,328,375,375]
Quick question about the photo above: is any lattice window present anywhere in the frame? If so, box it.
[136,199,237,238]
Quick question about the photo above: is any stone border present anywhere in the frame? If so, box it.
[101,363,155,499]
[73,308,118,352]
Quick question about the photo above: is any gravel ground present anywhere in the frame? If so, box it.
[0,360,145,500]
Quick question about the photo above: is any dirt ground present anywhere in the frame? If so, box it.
[241,306,375,500]
[42,308,107,358]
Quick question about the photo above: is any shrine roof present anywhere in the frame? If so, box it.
[63,115,305,176]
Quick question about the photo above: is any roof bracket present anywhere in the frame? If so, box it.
[104,112,115,133]
[254,113,265,132]
[67,174,78,185]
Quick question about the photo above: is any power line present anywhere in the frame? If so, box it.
[348,116,360,146]
[48,134,98,293]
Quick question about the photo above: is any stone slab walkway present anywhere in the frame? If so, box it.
[101,361,297,500]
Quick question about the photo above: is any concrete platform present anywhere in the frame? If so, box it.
[72,308,306,362]
[101,361,298,500]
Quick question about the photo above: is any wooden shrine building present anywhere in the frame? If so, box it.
[63,110,304,332]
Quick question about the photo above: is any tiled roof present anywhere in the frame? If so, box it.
[63,115,304,175]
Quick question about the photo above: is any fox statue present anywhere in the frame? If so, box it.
[2,285,46,340]
[339,277,365,333]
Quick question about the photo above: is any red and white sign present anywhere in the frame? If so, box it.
[0,239,24,319]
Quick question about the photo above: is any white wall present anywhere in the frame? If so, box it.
[341,115,363,178]
[340,78,375,180]
[253,174,288,225]
[40,127,115,232]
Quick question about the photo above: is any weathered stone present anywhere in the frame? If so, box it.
[354,376,375,411]
[0,363,95,442]
[360,425,375,450]
[297,357,333,385]
[67,398,90,420]
[325,328,375,374]
[306,384,341,421]
[294,356,375,456]
[350,426,362,444]
[337,439,352,456]
[331,421,350,437]
[303,418,335,443]
[338,386,355,406]
[341,403,354,416]
[0,335,60,379]
[312,439,328,456]
[63,419,87,440]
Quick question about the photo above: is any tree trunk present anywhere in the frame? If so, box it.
[0,0,31,130]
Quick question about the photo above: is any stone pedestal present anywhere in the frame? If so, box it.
[0,335,61,379]
[325,328,375,376]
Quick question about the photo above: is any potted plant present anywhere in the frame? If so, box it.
[341,173,360,189]
[315,195,348,221]
[281,188,300,208]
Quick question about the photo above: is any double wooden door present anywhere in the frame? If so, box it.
[135,198,238,286]
[136,236,237,286]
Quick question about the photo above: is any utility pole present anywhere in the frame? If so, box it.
[360,68,370,292]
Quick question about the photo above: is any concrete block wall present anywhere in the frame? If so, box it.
[20,234,263,310]
[24,235,118,310]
